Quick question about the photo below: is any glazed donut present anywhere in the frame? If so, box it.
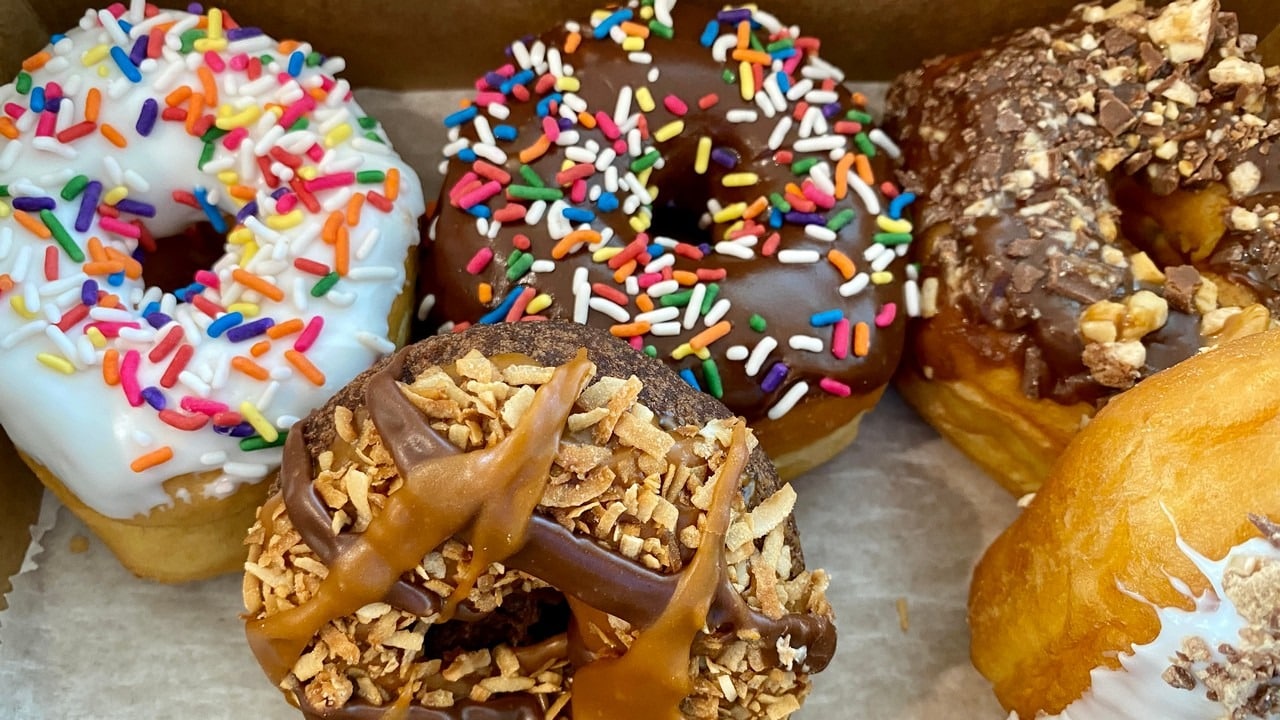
[243,321,835,719]
[420,0,917,479]
[886,0,1279,495]
[0,3,423,582]
[969,329,1280,719]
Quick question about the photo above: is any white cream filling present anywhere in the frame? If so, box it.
[1021,534,1280,720]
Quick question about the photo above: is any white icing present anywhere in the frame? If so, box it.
[0,7,423,518]
[1030,535,1280,720]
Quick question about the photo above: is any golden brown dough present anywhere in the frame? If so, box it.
[969,329,1280,718]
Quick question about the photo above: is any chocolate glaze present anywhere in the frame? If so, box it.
[263,321,835,719]
[887,1,1280,406]
[421,2,909,443]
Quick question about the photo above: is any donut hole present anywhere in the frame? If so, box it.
[138,221,228,293]
[1112,177,1232,266]
[647,203,715,249]
[419,588,570,657]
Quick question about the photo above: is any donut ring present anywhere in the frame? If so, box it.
[243,321,835,719]
[420,0,916,479]
[886,0,1279,494]
[969,329,1280,719]
[0,4,423,581]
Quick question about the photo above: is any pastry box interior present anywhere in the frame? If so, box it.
[1,0,1277,718]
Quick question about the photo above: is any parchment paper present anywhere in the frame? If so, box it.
[0,87,1020,719]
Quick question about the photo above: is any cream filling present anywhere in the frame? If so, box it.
[1022,533,1280,720]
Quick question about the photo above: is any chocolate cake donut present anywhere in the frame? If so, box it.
[242,321,835,719]
[420,1,916,479]
[887,0,1280,494]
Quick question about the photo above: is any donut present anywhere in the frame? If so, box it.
[243,321,835,719]
[0,3,424,582]
[419,0,917,479]
[968,329,1280,719]
[885,0,1280,495]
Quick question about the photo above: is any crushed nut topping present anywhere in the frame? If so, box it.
[244,349,830,719]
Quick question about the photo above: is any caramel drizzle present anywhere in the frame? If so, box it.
[568,423,748,719]
[381,689,414,720]
[246,350,595,683]
[259,347,836,719]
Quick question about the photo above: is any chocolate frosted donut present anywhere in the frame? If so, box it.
[243,321,835,719]
[419,1,916,479]
[887,0,1280,494]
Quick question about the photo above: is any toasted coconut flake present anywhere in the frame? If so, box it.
[334,405,357,444]
[578,376,628,410]
[421,689,455,708]
[619,533,644,560]
[567,406,610,432]
[761,526,786,573]
[354,602,393,624]
[501,363,557,385]
[447,423,471,449]
[597,501,628,538]
[478,676,537,694]
[750,555,786,621]
[320,623,362,664]
[245,561,290,589]
[750,484,797,540]
[500,385,537,429]
[383,630,425,653]
[292,556,330,579]
[542,466,616,508]
[556,443,613,475]
[494,645,521,677]
[764,692,802,719]
[594,375,643,443]
[613,411,676,458]
[442,649,491,682]
[455,350,494,382]
[344,468,373,532]
[292,643,327,682]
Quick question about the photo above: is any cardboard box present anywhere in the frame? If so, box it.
[0,0,1276,717]
[8,0,1279,85]
[0,433,41,610]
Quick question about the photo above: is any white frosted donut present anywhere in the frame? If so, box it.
[0,3,423,520]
